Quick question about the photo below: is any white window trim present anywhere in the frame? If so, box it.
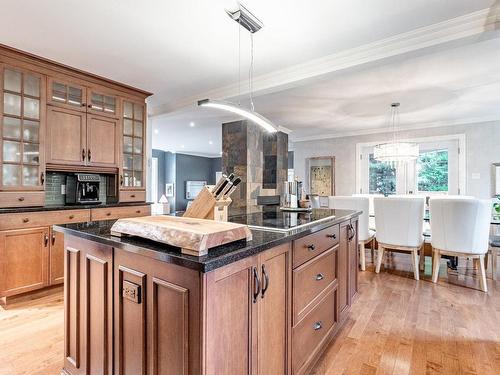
[355,133,466,195]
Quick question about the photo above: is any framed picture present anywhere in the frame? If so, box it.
[165,183,174,197]
[306,156,335,196]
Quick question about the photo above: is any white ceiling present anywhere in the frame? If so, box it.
[1,0,499,155]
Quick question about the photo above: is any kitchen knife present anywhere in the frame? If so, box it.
[217,180,234,200]
[211,174,227,194]
[227,173,235,181]
[214,177,230,197]
[223,177,241,198]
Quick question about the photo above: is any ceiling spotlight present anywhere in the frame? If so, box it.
[181,144,185,148]
[209,140,213,145]
[189,122,195,127]
[225,2,263,33]
[154,129,159,134]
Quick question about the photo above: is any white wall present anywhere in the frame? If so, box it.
[292,121,500,199]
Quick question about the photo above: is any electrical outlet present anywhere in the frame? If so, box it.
[471,173,481,180]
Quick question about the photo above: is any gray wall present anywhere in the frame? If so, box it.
[292,121,500,199]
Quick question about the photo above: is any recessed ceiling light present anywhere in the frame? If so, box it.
[181,144,185,148]
[219,151,223,155]
[208,140,213,145]
[189,122,195,127]
[154,129,159,134]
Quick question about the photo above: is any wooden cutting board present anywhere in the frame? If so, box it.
[110,215,252,256]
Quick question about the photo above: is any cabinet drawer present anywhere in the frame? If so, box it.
[0,209,90,231]
[293,248,336,324]
[292,287,336,374]
[293,224,339,268]
[90,205,150,221]
[0,192,45,208]
[119,190,146,202]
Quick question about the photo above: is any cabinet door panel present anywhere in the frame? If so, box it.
[258,244,290,375]
[87,88,119,118]
[338,221,350,322]
[206,258,258,375]
[0,227,49,296]
[46,106,86,165]
[49,227,64,285]
[87,115,119,167]
[349,218,359,301]
[47,77,87,111]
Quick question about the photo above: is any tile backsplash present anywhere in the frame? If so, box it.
[45,172,108,206]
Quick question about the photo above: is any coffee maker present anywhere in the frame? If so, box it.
[65,174,102,205]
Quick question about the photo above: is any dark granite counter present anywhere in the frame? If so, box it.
[0,201,151,214]
[54,208,360,273]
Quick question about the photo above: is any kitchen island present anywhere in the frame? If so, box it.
[56,208,360,375]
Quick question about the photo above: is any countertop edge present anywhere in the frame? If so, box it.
[0,201,152,214]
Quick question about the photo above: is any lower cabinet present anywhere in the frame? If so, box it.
[205,243,291,375]
[0,227,50,297]
[49,227,65,285]
[338,218,359,323]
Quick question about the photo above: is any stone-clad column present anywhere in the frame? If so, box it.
[222,120,288,214]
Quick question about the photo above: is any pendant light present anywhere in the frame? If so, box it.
[373,103,419,165]
[198,2,278,133]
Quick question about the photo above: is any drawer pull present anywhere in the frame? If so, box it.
[253,267,261,303]
[44,233,49,247]
[51,233,56,246]
[313,321,323,331]
[130,194,136,198]
[69,215,75,219]
[106,212,111,216]
[315,273,324,281]
[136,210,141,214]
[327,233,336,239]
[22,218,29,223]
[18,197,25,202]
[307,244,316,251]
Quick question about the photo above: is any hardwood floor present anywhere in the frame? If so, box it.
[0,253,499,375]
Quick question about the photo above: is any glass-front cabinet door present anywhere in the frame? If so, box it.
[47,77,86,111]
[1,66,45,190]
[87,87,119,118]
[121,100,145,190]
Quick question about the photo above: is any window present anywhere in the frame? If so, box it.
[369,154,396,195]
[417,150,448,194]
[357,135,464,196]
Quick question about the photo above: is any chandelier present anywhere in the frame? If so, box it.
[373,103,419,164]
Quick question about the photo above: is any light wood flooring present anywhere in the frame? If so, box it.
[0,253,499,375]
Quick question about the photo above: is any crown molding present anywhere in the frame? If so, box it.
[150,7,500,117]
[291,116,500,143]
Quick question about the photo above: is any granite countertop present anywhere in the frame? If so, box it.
[54,209,361,273]
[0,201,152,214]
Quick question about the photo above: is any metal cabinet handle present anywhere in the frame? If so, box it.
[69,215,75,219]
[315,273,324,281]
[313,321,323,331]
[44,233,49,247]
[130,194,136,198]
[261,264,269,298]
[81,103,86,107]
[51,233,56,246]
[82,149,86,161]
[307,244,316,251]
[18,196,25,202]
[120,175,124,186]
[327,233,336,239]
[87,149,91,162]
[253,267,261,303]
[22,218,29,223]
[348,223,356,241]
[136,210,141,214]
[40,172,45,185]
[106,212,111,216]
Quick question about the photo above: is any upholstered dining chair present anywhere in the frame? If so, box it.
[430,198,491,292]
[329,196,374,271]
[374,197,425,280]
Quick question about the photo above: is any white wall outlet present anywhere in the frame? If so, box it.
[61,184,66,195]
[471,173,481,180]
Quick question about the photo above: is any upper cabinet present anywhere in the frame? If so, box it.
[1,65,46,191]
[47,77,87,112]
[120,99,145,190]
[87,87,119,118]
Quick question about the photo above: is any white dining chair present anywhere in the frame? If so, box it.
[310,195,321,209]
[430,198,491,292]
[374,197,425,280]
[329,196,375,271]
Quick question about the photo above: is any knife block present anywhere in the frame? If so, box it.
[183,186,232,222]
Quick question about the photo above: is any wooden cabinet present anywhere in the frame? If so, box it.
[120,99,146,197]
[113,248,201,375]
[63,236,113,375]
[0,64,46,192]
[86,114,119,168]
[87,87,119,118]
[46,106,86,165]
[49,227,64,285]
[205,243,291,375]
[338,219,358,323]
[0,227,49,297]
